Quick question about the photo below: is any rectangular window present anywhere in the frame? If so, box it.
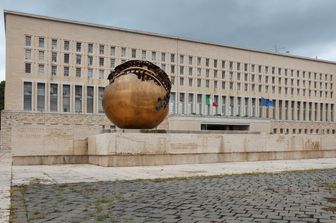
[189,56,192,65]
[76,54,81,64]
[189,78,193,87]
[64,66,69,76]
[87,86,94,113]
[76,67,81,77]
[38,50,44,61]
[197,79,201,87]
[189,67,192,76]
[64,40,70,50]
[110,46,115,56]
[171,54,175,63]
[25,49,31,60]
[99,57,104,67]
[88,68,93,78]
[180,77,184,86]
[88,56,93,66]
[38,37,44,48]
[110,58,115,68]
[52,52,57,63]
[25,36,31,46]
[205,58,209,67]
[197,68,201,76]
[171,65,175,74]
[197,57,201,66]
[51,39,57,50]
[98,87,105,113]
[88,43,93,54]
[151,51,156,61]
[161,52,166,62]
[99,69,104,79]
[51,65,57,75]
[180,55,184,64]
[131,49,136,58]
[25,63,31,73]
[50,83,58,112]
[99,45,104,54]
[63,85,70,112]
[75,85,82,112]
[76,42,81,52]
[37,83,45,112]
[121,47,126,57]
[38,64,44,74]
[180,66,184,75]
[161,64,166,71]
[214,59,217,68]
[23,82,32,111]
[64,53,69,64]
[141,50,146,60]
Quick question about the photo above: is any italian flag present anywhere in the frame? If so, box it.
[206,96,218,107]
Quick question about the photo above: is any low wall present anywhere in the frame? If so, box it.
[88,133,336,166]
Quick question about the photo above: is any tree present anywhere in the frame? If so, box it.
[0,81,5,111]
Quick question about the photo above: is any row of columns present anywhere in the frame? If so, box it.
[169,92,335,122]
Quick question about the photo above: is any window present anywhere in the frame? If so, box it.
[180,66,184,75]
[161,52,166,62]
[110,46,115,56]
[76,42,81,52]
[171,54,175,63]
[206,69,209,77]
[189,56,192,65]
[87,86,94,113]
[76,54,81,64]
[63,85,70,112]
[50,84,58,112]
[197,79,201,87]
[99,69,104,79]
[88,68,93,78]
[64,40,70,50]
[141,50,146,60]
[37,83,45,111]
[161,64,166,71]
[214,59,217,68]
[152,51,156,61]
[38,51,44,61]
[131,49,136,58]
[88,56,93,66]
[99,45,104,54]
[52,52,57,63]
[99,57,104,67]
[206,80,210,88]
[64,53,69,63]
[64,66,69,76]
[180,77,184,86]
[197,68,201,76]
[25,63,31,73]
[25,36,31,46]
[76,67,81,77]
[25,49,31,60]
[38,37,44,48]
[205,58,209,67]
[51,39,57,50]
[51,65,57,75]
[189,67,193,76]
[189,78,193,87]
[88,43,93,54]
[75,85,82,112]
[121,47,126,57]
[98,87,105,113]
[38,64,44,74]
[222,60,225,68]
[197,57,201,66]
[180,55,184,64]
[171,65,175,74]
[23,82,32,111]
[110,58,115,68]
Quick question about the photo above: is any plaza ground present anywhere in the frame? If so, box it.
[1,150,336,222]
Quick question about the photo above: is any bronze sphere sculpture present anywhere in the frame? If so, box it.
[103,60,171,129]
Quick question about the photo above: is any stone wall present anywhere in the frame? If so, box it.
[1,110,112,151]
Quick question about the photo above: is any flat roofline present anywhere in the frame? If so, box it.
[4,10,336,66]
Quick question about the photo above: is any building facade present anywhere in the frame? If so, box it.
[2,10,336,150]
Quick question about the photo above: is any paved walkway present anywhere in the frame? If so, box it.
[2,156,336,222]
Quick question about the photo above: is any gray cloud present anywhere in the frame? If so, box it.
[1,0,336,80]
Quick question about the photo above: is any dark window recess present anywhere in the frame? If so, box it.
[201,124,249,131]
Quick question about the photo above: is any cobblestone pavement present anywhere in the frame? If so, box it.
[10,169,336,223]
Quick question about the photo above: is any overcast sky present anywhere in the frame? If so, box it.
[1,0,336,81]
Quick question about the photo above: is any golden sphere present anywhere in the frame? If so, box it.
[103,60,171,129]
